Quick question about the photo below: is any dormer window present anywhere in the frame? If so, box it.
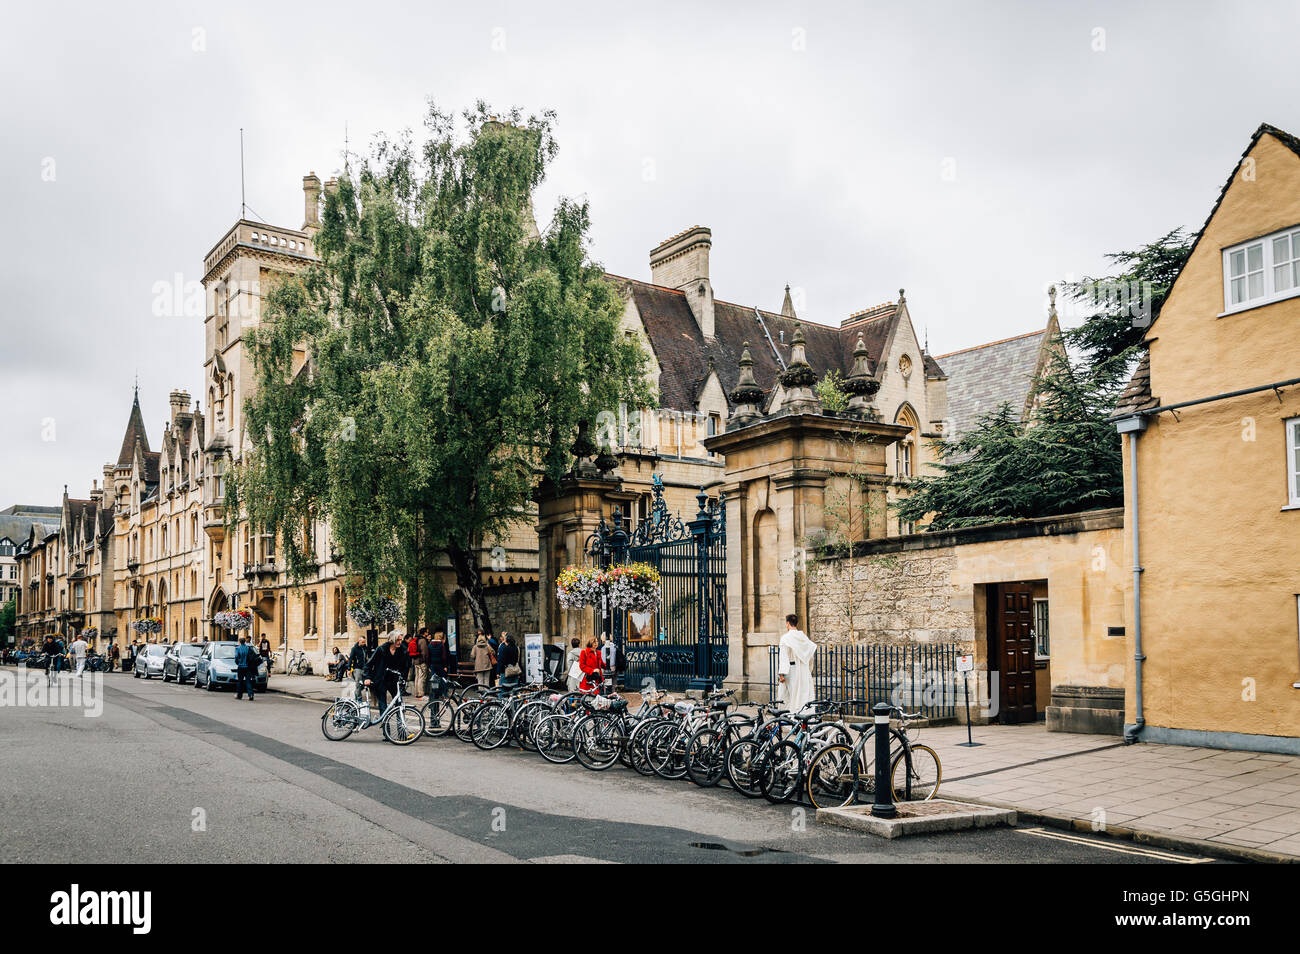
[1223,225,1300,312]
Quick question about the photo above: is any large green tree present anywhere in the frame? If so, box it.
[1060,227,1193,367]
[229,102,652,635]
[894,345,1127,530]
[0,599,14,646]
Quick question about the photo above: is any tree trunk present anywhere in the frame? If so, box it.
[447,540,493,636]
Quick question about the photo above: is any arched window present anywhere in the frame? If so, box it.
[893,404,920,479]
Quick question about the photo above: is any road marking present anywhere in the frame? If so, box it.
[1014,826,1210,863]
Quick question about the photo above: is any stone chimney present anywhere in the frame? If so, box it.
[169,390,191,426]
[89,479,102,504]
[303,172,322,235]
[650,226,714,339]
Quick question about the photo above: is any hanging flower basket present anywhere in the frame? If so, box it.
[556,563,661,612]
[604,562,661,612]
[213,609,253,632]
[130,617,163,635]
[82,627,99,639]
[347,595,402,626]
[556,566,604,609]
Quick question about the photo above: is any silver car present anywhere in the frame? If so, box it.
[163,643,204,683]
[194,641,268,692]
[133,643,168,679]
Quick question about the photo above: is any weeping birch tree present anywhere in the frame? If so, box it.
[229,102,651,635]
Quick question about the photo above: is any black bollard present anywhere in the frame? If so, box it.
[871,702,897,818]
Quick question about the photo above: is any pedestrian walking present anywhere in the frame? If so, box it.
[234,635,259,701]
[471,633,495,687]
[565,637,582,691]
[68,634,89,675]
[413,628,430,699]
[258,634,271,665]
[776,614,816,713]
[108,643,120,673]
[578,639,602,693]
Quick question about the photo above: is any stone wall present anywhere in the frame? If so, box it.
[807,549,972,648]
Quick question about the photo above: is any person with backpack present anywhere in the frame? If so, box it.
[428,630,449,697]
[234,635,259,701]
[497,633,521,687]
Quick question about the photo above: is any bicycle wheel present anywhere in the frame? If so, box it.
[646,722,690,779]
[760,740,804,804]
[471,702,512,750]
[725,739,768,798]
[891,743,941,801]
[535,713,577,764]
[512,701,551,751]
[805,743,862,809]
[625,718,661,776]
[420,698,455,737]
[452,699,483,743]
[381,704,425,745]
[684,727,728,787]
[573,714,621,770]
[321,701,358,741]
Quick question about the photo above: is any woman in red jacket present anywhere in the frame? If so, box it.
[578,639,603,692]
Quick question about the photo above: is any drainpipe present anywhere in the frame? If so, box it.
[1115,414,1147,743]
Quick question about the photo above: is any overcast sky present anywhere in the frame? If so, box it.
[2,0,1298,506]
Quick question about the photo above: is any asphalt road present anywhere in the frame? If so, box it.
[0,670,1219,864]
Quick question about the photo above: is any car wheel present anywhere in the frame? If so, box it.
[133,668,140,679]
[205,674,215,691]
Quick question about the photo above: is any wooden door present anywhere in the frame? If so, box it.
[992,583,1037,724]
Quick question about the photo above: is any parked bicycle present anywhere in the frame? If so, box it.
[320,675,424,745]
[804,702,942,808]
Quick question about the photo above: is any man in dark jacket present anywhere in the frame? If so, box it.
[497,633,520,686]
[364,639,404,714]
[234,636,258,701]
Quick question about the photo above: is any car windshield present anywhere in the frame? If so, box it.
[178,645,203,657]
[147,645,166,656]
[212,645,239,659]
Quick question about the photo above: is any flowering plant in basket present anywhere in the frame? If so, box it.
[213,608,252,632]
[347,595,402,626]
[603,562,661,613]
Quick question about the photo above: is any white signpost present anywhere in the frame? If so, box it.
[955,654,982,747]
[524,633,544,684]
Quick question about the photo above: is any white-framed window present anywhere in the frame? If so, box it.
[1223,225,1300,312]
[1033,598,1050,658]
[1287,417,1300,508]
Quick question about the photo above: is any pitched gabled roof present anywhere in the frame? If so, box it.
[619,276,901,411]
[1143,123,1300,340]
[116,391,150,467]
[936,328,1050,438]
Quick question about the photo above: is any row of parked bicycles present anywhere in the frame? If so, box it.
[320,667,943,809]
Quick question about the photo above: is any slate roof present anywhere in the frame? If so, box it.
[936,329,1049,438]
[0,515,59,547]
[618,276,901,412]
[1112,350,1159,418]
[116,391,150,467]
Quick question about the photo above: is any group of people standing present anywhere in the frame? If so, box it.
[469,630,521,687]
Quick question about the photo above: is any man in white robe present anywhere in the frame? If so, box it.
[777,614,816,713]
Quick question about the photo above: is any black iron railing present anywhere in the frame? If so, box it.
[768,642,959,720]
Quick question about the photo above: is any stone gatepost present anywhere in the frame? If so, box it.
[534,475,635,647]
[705,403,909,699]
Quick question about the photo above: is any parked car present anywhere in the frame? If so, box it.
[194,641,268,692]
[133,643,168,679]
[163,643,204,684]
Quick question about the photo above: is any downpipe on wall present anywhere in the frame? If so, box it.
[1115,415,1147,743]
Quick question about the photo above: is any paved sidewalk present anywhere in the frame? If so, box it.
[923,723,1300,861]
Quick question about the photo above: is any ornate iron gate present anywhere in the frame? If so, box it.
[586,475,727,691]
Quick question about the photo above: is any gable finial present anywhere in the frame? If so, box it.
[898,288,906,305]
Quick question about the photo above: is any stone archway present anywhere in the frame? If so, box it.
[209,587,228,641]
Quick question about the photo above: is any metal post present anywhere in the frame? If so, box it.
[686,489,713,692]
[871,702,896,818]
